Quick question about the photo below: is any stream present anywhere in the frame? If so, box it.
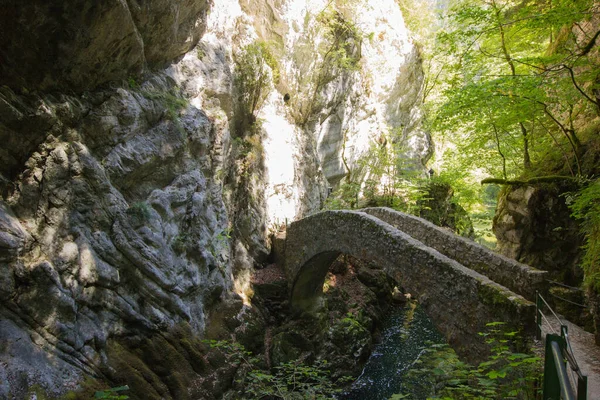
[340,302,446,400]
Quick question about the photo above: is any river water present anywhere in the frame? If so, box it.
[340,302,446,400]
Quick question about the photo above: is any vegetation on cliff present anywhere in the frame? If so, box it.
[571,179,600,291]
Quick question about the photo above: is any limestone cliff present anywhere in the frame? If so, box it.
[0,0,429,397]
[494,183,583,282]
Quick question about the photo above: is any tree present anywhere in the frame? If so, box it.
[428,0,597,182]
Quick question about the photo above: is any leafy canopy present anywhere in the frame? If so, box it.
[428,0,598,181]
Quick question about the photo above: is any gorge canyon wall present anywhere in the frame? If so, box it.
[0,0,429,397]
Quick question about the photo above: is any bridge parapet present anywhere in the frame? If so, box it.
[362,207,548,300]
[284,210,535,361]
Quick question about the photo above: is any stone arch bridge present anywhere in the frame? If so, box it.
[281,207,548,359]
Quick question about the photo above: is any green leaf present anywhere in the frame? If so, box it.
[487,370,507,379]
[478,360,496,368]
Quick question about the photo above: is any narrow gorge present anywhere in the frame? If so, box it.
[2,0,599,399]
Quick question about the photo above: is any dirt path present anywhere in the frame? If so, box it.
[540,314,600,399]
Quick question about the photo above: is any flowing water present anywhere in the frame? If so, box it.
[340,302,446,400]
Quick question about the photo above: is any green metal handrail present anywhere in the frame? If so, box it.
[544,335,575,399]
[537,291,588,400]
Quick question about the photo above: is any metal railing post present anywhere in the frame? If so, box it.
[577,375,588,400]
[561,324,568,340]
[536,291,542,340]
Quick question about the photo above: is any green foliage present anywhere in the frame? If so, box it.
[340,312,366,335]
[208,228,233,268]
[258,41,282,85]
[334,134,429,214]
[216,227,232,241]
[395,0,437,47]
[317,9,363,72]
[203,339,345,399]
[126,202,151,224]
[393,322,541,399]
[142,88,188,138]
[143,89,188,122]
[426,0,598,213]
[389,395,410,400]
[233,133,264,178]
[418,180,476,238]
[359,140,403,207]
[127,77,139,90]
[365,179,427,215]
[202,339,258,367]
[324,181,361,210]
[326,133,476,229]
[428,171,482,215]
[94,386,130,400]
[234,41,276,125]
[171,234,187,254]
[244,360,345,399]
[472,210,497,249]
[419,0,600,261]
[569,178,600,292]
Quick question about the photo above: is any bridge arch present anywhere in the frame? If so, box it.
[284,210,535,359]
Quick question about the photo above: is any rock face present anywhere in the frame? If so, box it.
[492,177,599,341]
[493,183,583,283]
[0,0,430,397]
[308,1,432,187]
[418,182,475,238]
[0,77,233,398]
[0,0,210,92]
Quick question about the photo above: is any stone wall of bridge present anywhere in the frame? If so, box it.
[283,210,536,361]
[362,207,548,300]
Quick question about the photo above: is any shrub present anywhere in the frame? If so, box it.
[324,181,361,210]
[395,322,542,399]
[244,360,344,399]
[234,41,276,131]
[126,202,152,224]
[171,234,187,254]
[317,9,363,72]
[127,77,139,90]
[94,386,129,400]
[142,90,188,122]
[203,339,346,399]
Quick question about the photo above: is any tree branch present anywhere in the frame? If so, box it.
[563,64,599,108]
[491,123,507,179]
[481,176,577,185]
